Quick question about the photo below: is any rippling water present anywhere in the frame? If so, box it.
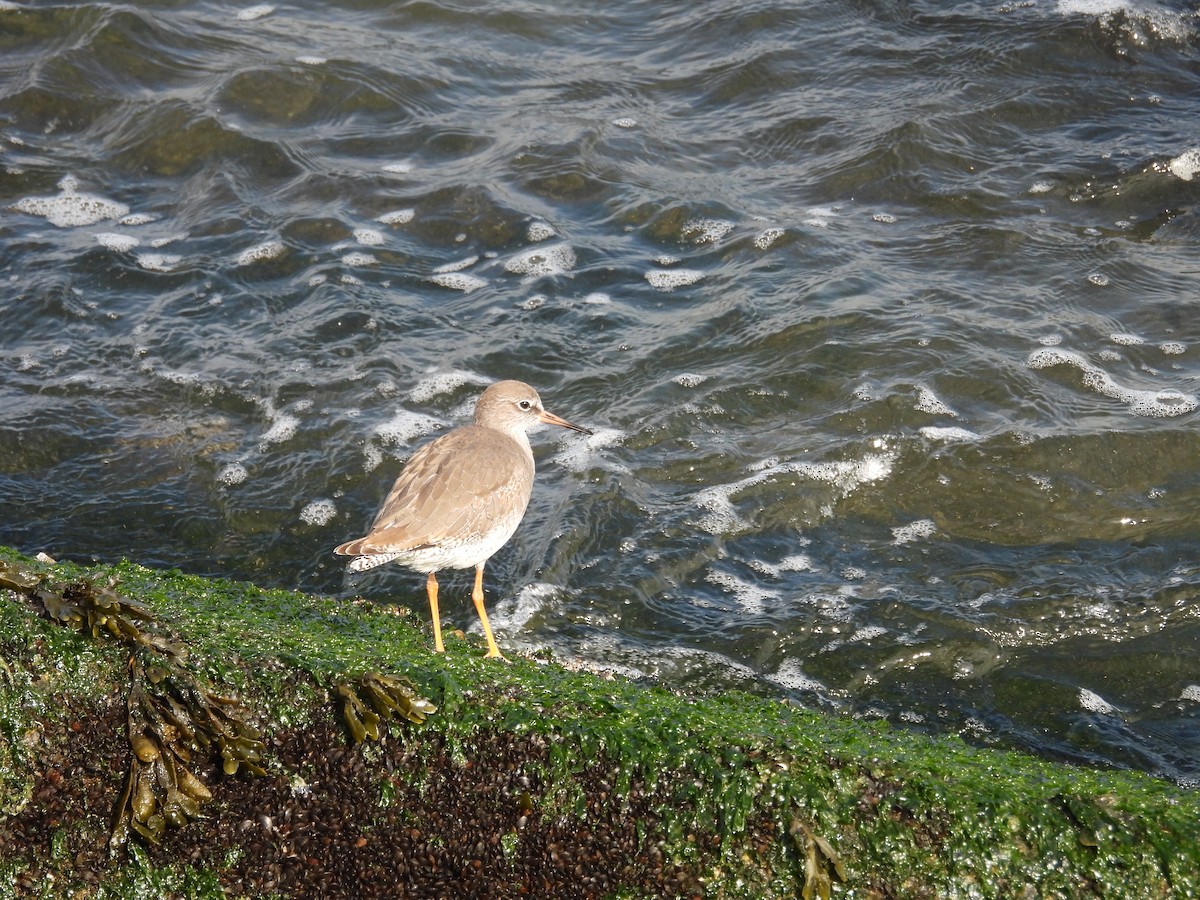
[3,0,1199,785]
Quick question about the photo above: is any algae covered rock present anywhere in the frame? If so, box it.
[1,546,1198,898]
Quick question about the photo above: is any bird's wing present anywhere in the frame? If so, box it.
[346,426,534,553]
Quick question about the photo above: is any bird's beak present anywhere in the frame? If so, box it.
[539,409,593,435]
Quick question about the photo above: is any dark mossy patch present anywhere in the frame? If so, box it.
[166,719,711,899]
[0,685,711,899]
[2,545,1199,899]
[0,699,127,896]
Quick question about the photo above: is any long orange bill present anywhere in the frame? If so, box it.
[539,409,593,435]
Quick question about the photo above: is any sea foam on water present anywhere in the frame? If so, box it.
[1028,347,1198,417]
[11,175,128,228]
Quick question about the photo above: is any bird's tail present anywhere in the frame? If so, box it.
[334,538,368,557]
[334,539,399,573]
[345,553,400,573]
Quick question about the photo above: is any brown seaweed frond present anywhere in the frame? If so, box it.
[111,658,267,848]
[789,816,848,900]
[336,671,437,744]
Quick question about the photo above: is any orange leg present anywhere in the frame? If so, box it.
[472,564,506,660]
[426,571,445,653]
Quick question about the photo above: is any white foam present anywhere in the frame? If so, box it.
[119,213,156,226]
[526,221,556,242]
[1029,181,1053,194]
[1160,342,1185,355]
[11,175,129,228]
[1168,148,1200,181]
[766,658,828,693]
[672,373,707,387]
[777,554,815,572]
[802,206,839,228]
[919,426,977,442]
[872,212,897,224]
[1088,273,1110,287]
[300,498,337,526]
[1180,684,1200,702]
[485,582,557,636]
[551,426,623,473]
[341,251,377,267]
[146,366,206,389]
[236,4,274,20]
[850,626,888,643]
[353,228,385,246]
[753,553,816,578]
[296,55,327,65]
[136,253,181,272]
[236,240,285,266]
[694,485,743,534]
[961,717,992,737]
[1028,347,1198,417]
[1110,332,1144,345]
[645,268,703,291]
[611,116,637,128]
[218,462,249,486]
[409,371,485,403]
[799,453,894,487]
[259,412,299,448]
[434,255,479,274]
[382,161,413,175]
[428,272,487,292]
[372,409,442,450]
[893,519,936,545]
[705,570,776,615]
[682,218,734,243]
[915,386,957,417]
[95,232,139,253]
[753,227,784,249]
[504,243,576,277]
[377,208,415,226]
[695,450,896,535]
[1079,687,1119,714]
[1057,0,1129,14]
[582,292,610,305]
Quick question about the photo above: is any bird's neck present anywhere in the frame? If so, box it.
[490,424,535,467]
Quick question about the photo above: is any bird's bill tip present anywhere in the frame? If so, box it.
[538,409,593,435]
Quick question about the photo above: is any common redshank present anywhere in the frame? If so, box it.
[334,380,592,659]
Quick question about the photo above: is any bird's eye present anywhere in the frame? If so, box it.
[518,400,533,410]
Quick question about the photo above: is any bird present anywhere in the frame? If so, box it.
[334,380,592,659]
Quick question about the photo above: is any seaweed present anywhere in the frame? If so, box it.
[336,671,438,744]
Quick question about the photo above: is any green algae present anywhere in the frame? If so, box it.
[2,545,1199,897]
